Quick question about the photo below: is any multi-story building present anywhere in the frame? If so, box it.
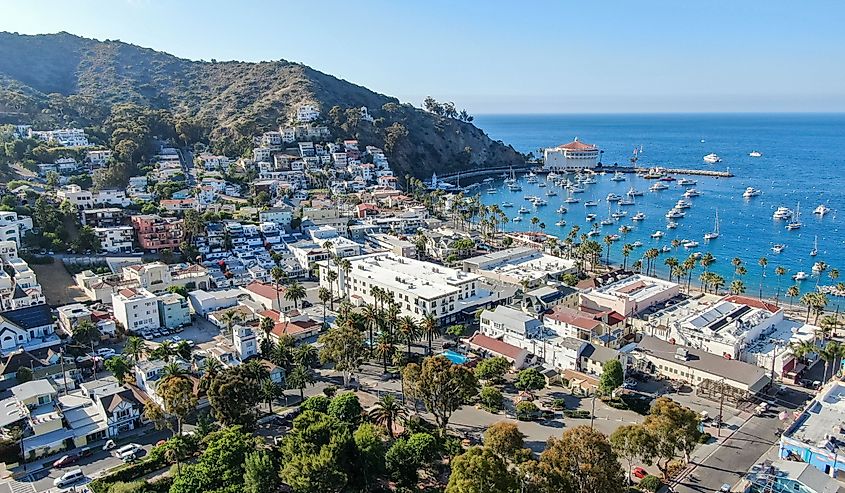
[113,288,160,332]
[81,208,124,227]
[94,226,135,253]
[296,104,319,123]
[253,147,273,163]
[0,304,58,355]
[57,185,131,210]
[121,262,210,292]
[86,149,112,166]
[130,215,184,251]
[258,207,293,229]
[326,252,499,325]
[0,211,33,246]
[28,128,89,147]
[157,293,191,329]
[581,273,680,317]
[543,138,600,170]
[56,303,93,335]
[242,281,294,313]
[780,381,845,478]
[461,247,578,288]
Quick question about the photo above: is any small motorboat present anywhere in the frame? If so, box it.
[666,209,686,219]
[512,216,522,222]
[703,153,721,163]
[649,182,668,192]
[502,202,514,208]
[586,213,597,222]
[678,178,697,186]
[743,187,762,198]
[565,197,580,204]
[584,200,599,207]
[610,171,626,182]
[667,221,678,229]
[793,271,809,281]
[813,204,831,216]
[556,206,568,214]
[555,220,566,227]
[518,206,530,214]
[632,212,646,221]
[611,211,628,219]
[684,188,701,198]
[683,240,699,248]
[772,244,786,253]
[619,198,635,206]
[632,241,644,248]
[606,193,622,202]
[627,187,644,197]
[749,151,762,158]
[600,218,615,226]
[608,234,621,241]
[651,231,665,238]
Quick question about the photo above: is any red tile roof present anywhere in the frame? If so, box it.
[468,333,525,360]
[722,295,780,313]
[259,309,281,322]
[245,281,285,300]
[271,319,320,338]
[545,306,602,331]
[118,288,138,298]
[557,139,597,151]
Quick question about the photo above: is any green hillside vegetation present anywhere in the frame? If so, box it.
[0,31,525,179]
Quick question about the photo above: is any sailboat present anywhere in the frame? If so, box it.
[704,209,720,240]
[786,202,802,230]
[810,236,818,257]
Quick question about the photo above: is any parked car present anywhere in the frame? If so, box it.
[96,348,116,359]
[54,469,85,488]
[719,484,732,492]
[632,466,648,479]
[114,443,142,462]
[53,454,79,468]
[102,439,116,451]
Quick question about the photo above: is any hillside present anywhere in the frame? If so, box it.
[0,32,525,179]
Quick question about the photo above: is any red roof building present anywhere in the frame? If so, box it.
[467,333,529,369]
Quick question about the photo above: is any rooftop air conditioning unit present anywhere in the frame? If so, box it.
[674,348,689,361]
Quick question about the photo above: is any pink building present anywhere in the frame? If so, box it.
[131,215,184,251]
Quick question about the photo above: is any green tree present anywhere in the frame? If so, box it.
[529,425,626,493]
[158,374,197,435]
[285,281,307,309]
[318,324,367,386]
[207,366,262,429]
[483,421,526,461]
[385,437,419,487]
[474,356,511,384]
[643,397,701,478]
[72,319,100,346]
[610,424,657,484]
[243,450,278,493]
[403,355,479,432]
[327,392,363,425]
[278,411,352,493]
[479,386,504,411]
[301,395,331,413]
[104,356,132,383]
[446,446,518,493]
[514,368,545,392]
[353,423,387,491]
[15,366,32,383]
[599,359,624,396]
[169,426,255,493]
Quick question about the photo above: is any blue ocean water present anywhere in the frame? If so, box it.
[471,114,845,297]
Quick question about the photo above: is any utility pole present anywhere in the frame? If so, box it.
[60,347,68,396]
[590,391,597,430]
[717,378,726,438]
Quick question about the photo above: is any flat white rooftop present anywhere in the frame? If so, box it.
[349,253,480,300]
[592,274,678,304]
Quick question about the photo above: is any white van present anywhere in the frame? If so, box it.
[54,468,85,488]
[114,443,141,462]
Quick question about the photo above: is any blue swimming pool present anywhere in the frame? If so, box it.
[441,349,469,365]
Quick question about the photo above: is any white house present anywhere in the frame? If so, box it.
[296,104,319,123]
[113,288,160,332]
[94,226,135,253]
[543,138,600,171]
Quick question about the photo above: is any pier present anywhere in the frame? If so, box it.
[437,162,733,183]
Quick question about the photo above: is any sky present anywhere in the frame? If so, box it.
[3,0,845,113]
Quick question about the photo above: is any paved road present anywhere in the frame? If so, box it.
[3,428,171,493]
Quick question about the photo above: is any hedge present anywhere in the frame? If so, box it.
[562,409,591,419]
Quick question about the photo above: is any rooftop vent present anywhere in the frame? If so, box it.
[674,348,689,362]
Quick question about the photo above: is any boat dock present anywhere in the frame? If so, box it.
[435,162,733,183]
[601,165,734,178]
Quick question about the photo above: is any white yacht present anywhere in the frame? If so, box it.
[611,171,626,182]
[512,215,522,222]
[813,204,831,216]
[556,206,568,214]
[606,193,622,202]
[547,171,559,181]
[683,240,700,248]
[666,209,686,219]
[675,199,692,209]
[678,178,697,186]
[565,196,580,204]
[772,207,792,220]
[555,220,567,227]
[627,187,644,197]
[508,183,522,191]
[619,225,632,234]
[502,202,513,208]
[586,213,597,222]
[749,151,762,158]
[683,188,701,198]
[793,271,809,281]
[518,206,530,214]
[569,184,586,193]
[538,182,547,188]
[619,197,635,206]
[743,187,762,198]
[810,236,818,257]
[703,153,722,163]
[600,218,615,226]
[632,212,646,221]
[532,198,548,207]
[546,189,557,196]
[704,209,720,241]
[813,262,825,273]
[661,245,672,253]
[649,182,669,192]
[632,241,644,248]
[583,176,598,185]
[608,234,621,241]
[611,211,628,219]
[584,200,599,207]
[667,221,678,229]
[587,229,600,237]
[772,243,786,253]
[651,230,665,238]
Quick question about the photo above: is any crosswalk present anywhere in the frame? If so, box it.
[0,478,36,493]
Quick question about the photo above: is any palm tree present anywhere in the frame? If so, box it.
[815,262,829,287]
[270,266,286,311]
[373,333,395,372]
[318,287,331,327]
[369,394,405,438]
[830,269,840,285]
[361,303,378,350]
[758,257,768,299]
[801,292,816,323]
[259,316,275,339]
[162,362,187,380]
[731,257,743,280]
[174,341,192,361]
[293,344,318,369]
[729,279,746,295]
[530,216,539,233]
[397,315,420,358]
[284,282,307,310]
[151,340,175,362]
[664,257,679,282]
[789,340,817,364]
[286,365,314,401]
[123,336,147,363]
[603,235,613,268]
[787,285,800,307]
[621,244,633,270]
[774,266,786,304]
[818,341,844,383]
[419,314,440,355]
[219,309,242,335]
[326,270,338,311]
[711,274,726,295]
[812,293,829,325]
